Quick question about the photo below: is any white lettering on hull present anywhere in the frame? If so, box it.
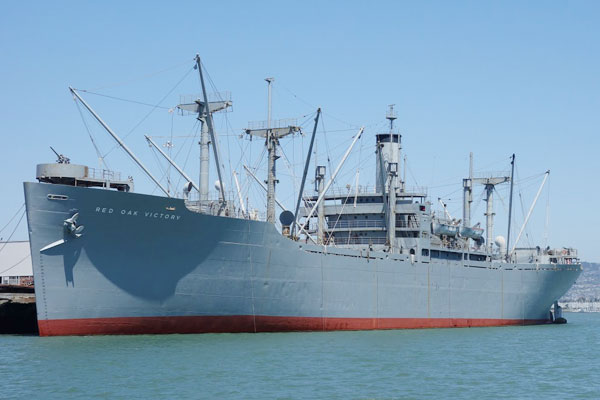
[94,206,181,221]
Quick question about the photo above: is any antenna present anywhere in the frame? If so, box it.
[386,104,397,131]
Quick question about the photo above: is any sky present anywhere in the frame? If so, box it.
[0,1,599,261]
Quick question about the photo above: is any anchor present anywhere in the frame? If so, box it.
[40,212,85,253]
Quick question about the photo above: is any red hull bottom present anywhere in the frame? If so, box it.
[37,315,550,336]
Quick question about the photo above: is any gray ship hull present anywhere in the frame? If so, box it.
[24,182,581,336]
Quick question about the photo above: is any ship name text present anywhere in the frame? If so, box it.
[94,207,181,220]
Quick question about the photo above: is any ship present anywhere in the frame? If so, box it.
[24,56,582,336]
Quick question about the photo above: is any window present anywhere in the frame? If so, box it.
[422,249,429,257]
[431,251,461,260]
[469,254,486,262]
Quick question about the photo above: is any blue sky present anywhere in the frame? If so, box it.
[1,1,598,261]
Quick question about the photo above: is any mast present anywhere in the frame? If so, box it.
[470,158,510,253]
[69,87,170,197]
[506,154,515,259]
[245,78,300,225]
[387,163,397,250]
[403,155,407,191]
[316,165,326,243]
[265,77,276,223]
[198,119,210,202]
[178,57,231,204]
[292,108,321,236]
[484,184,495,253]
[385,105,398,250]
[194,55,210,202]
[195,54,226,205]
[463,152,473,227]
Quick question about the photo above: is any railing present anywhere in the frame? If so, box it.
[396,220,420,228]
[247,118,298,130]
[328,220,385,229]
[545,248,578,257]
[472,170,510,179]
[515,247,579,257]
[317,185,427,198]
[399,186,428,195]
[341,237,387,245]
[179,91,232,105]
[327,219,419,230]
[87,167,122,182]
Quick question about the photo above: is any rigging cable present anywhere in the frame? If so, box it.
[73,97,110,170]
[174,122,200,195]
[0,209,26,255]
[0,254,30,276]
[279,84,359,129]
[405,157,420,187]
[103,66,195,158]
[167,109,175,194]
[86,58,192,91]
[319,116,334,182]
[325,188,354,246]
[0,204,25,237]
[78,91,171,110]
[201,61,236,200]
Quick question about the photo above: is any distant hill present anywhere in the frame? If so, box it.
[561,262,600,302]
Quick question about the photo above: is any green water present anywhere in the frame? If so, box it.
[1,313,598,399]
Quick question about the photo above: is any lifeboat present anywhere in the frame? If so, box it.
[460,224,484,240]
[432,221,459,236]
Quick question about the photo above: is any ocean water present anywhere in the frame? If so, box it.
[1,313,599,399]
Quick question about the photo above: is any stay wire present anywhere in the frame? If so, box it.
[0,210,26,255]
[319,116,334,179]
[0,204,25,236]
[175,123,200,194]
[0,254,30,276]
[73,98,110,170]
[103,66,195,158]
[279,84,359,128]
[86,58,191,91]
[78,91,171,110]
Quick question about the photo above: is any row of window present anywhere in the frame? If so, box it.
[421,249,487,261]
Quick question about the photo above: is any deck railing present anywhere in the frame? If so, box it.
[328,220,385,229]
[87,168,122,181]
[327,219,420,230]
